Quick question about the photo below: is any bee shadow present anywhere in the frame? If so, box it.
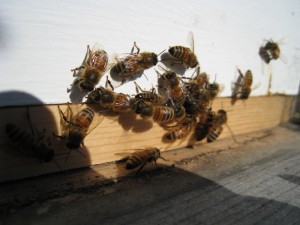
[68,70,87,103]
[159,52,187,76]
[68,85,87,103]
[0,91,105,183]
[108,69,143,89]
[118,111,153,133]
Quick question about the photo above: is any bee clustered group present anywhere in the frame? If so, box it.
[5,33,282,174]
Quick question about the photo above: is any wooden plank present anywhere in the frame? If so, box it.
[0,95,295,183]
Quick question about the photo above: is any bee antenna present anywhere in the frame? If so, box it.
[143,73,149,81]
[65,150,72,163]
[76,149,86,159]
[157,49,166,57]
[53,158,62,171]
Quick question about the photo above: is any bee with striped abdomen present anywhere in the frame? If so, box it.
[5,109,61,169]
[130,99,175,124]
[54,103,103,161]
[168,31,199,69]
[164,115,196,142]
[134,81,165,105]
[70,44,108,93]
[87,78,131,113]
[231,68,253,105]
[206,109,227,143]
[259,38,287,64]
[115,147,167,175]
[111,42,158,84]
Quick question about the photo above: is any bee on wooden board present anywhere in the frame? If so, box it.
[130,99,176,124]
[183,77,221,116]
[86,78,131,113]
[53,103,103,161]
[115,147,167,175]
[182,67,209,94]
[156,67,186,108]
[195,109,237,143]
[70,44,108,93]
[5,109,61,169]
[194,110,215,141]
[259,38,288,64]
[110,41,159,84]
[163,115,197,142]
[168,31,199,69]
[231,68,253,105]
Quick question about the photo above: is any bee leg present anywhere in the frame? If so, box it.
[26,107,35,136]
[131,41,140,54]
[75,149,86,159]
[71,66,85,77]
[57,105,76,127]
[135,162,147,175]
[159,156,168,161]
[26,108,44,137]
[52,132,65,139]
[134,81,144,93]
[65,150,72,163]
[53,159,62,171]
[106,76,114,91]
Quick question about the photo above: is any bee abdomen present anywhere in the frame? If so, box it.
[207,127,223,143]
[126,155,143,169]
[153,106,175,123]
[165,128,186,141]
[169,46,187,60]
[112,94,130,112]
[111,62,126,75]
[6,124,35,154]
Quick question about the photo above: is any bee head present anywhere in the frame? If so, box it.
[79,82,94,93]
[67,127,84,149]
[143,52,158,67]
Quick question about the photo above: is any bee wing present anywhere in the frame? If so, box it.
[73,103,104,136]
[277,37,290,45]
[252,82,261,92]
[187,31,195,52]
[86,112,104,136]
[218,84,225,96]
[91,43,104,52]
[81,45,92,66]
[280,53,288,64]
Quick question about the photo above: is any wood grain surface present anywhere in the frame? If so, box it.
[0,95,295,183]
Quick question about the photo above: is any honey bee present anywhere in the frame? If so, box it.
[115,147,167,175]
[157,69,186,107]
[168,31,199,68]
[259,38,287,64]
[70,44,108,93]
[134,82,165,105]
[5,110,61,169]
[130,99,175,124]
[54,103,103,161]
[183,68,209,93]
[194,109,226,142]
[87,79,131,113]
[111,42,158,83]
[231,68,253,105]
[164,115,196,141]
[207,109,227,143]
[194,110,215,141]
[184,80,220,116]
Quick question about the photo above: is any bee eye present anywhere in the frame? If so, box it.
[80,83,93,92]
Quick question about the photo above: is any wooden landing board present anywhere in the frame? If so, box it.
[0,95,295,183]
